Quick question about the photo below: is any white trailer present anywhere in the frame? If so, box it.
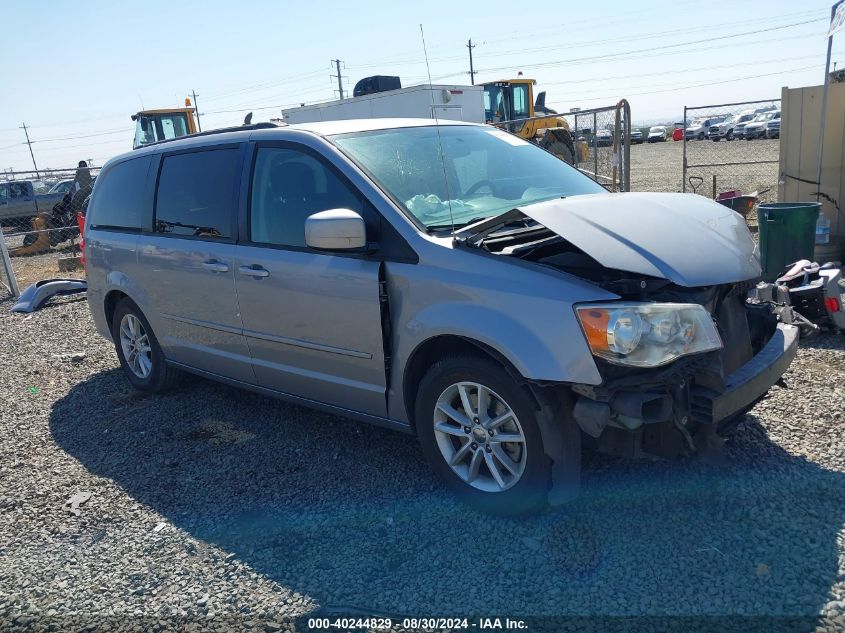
[281,84,485,124]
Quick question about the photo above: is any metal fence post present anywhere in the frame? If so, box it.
[0,223,20,298]
[682,106,688,193]
[593,111,598,182]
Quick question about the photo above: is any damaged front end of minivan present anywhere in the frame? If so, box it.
[456,192,800,459]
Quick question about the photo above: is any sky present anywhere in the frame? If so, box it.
[1,0,843,172]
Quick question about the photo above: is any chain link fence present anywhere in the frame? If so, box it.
[1,166,98,295]
[494,100,632,191]
[683,99,781,198]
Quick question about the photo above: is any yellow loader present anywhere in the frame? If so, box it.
[131,99,199,149]
[482,77,587,164]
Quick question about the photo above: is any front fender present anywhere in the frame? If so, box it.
[401,300,604,386]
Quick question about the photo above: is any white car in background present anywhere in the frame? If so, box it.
[685,118,723,140]
[709,111,755,141]
[647,126,668,142]
[744,111,780,140]
[48,179,76,194]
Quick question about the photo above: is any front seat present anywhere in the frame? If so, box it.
[262,160,318,245]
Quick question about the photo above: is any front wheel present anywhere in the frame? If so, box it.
[415,355,572,514]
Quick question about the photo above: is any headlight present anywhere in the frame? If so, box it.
[575,302,722,368]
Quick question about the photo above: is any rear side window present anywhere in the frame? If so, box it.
[87,156,150,230]
[155,148,240,239]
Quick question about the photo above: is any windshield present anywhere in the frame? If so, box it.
[330,125,605,229]
[649,126,665,133]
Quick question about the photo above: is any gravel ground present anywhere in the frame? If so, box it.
[628,138,780,201]
[1,295,844,633]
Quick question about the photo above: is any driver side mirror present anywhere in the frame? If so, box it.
[305,209,367,251]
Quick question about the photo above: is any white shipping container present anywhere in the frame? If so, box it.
[282,84,485,124]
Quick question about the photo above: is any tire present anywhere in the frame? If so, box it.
[697,132,705,140]
[111,298,180,393]
[537,127,576,165]
[726,131,734,141]
[415,355,572,514]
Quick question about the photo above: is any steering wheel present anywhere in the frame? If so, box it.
[464,179,496,196]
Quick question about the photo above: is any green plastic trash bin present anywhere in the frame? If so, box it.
[757,202,820,281]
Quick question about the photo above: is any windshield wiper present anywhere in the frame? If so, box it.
[427,216,492,232]
[453,208,527,247]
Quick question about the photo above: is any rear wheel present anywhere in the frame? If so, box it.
[415,355,565,514]
[111,298,180,393]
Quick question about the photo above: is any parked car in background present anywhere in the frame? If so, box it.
[744,111,780,140]
[685,118,719,140]
[647,126,668,142]
[709,111,755,141]
[595,128,613,147]
[31,180,53,194]
[85,118,799,513]
[629,129,643,144]
[48,179,76,195]
[766,116,781,139]
[0,180,64,223]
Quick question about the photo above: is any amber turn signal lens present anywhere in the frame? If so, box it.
[579,308,610,352]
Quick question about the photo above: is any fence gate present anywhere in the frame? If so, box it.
[568,100,631,192]
[493,99,631,191]
[683,98,781,201]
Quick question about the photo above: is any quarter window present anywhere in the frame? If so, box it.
[155,148,239,239]
[87,156,150,230]
[250,147,362,247]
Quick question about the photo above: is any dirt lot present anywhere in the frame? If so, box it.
[627,138,780,202]
[1,294,844,632]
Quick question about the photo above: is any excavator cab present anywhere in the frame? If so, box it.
[131,106,198,149]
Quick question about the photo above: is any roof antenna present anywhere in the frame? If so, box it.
[420,24,455,237]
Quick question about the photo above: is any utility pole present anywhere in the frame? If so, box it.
[191,89,202,132]
[20,123,39,179]
[331,59,345,100]
[467,39,477,85]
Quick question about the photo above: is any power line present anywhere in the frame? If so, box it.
[551,64,819,107]
[540,53,825,88]
[478,18,825,74]
[29,128,130,143]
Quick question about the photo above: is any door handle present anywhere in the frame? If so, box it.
[202,260,229,273]
[238,265,270,278]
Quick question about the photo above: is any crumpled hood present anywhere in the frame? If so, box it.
[518,192,761,287]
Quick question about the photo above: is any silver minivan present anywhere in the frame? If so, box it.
[85,118,798,513]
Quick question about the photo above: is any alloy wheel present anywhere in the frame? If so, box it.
[119,313,152,379]
[432,382,527,492]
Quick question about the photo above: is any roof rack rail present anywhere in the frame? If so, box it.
[133,121,285,150]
